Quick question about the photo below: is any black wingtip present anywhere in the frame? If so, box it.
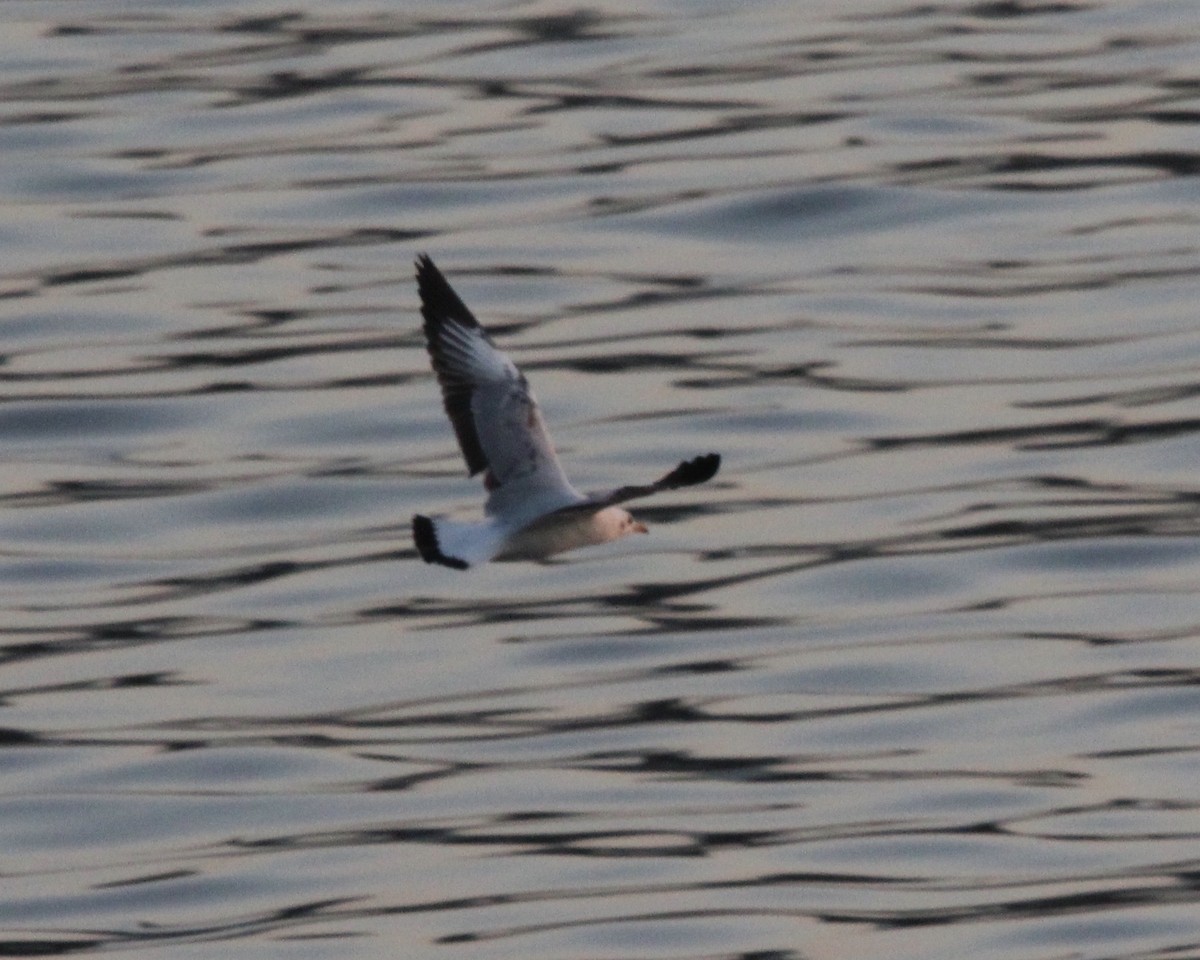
[414,253,439,283]
[415,254,481,331]
[412,514,470,570]
[663,452,721,489]
[414,253,435,295]
[414,256,490,477]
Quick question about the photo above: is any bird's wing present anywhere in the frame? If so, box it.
[416,255,578,511]
[546,453,721,519]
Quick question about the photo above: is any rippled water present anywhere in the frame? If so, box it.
[2,1,1199,957]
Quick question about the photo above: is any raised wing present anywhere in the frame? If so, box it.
[416,255,578,509]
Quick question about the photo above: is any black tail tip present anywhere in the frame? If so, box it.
[412,514,469,570]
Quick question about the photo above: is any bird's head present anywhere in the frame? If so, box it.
[600,506,649,540]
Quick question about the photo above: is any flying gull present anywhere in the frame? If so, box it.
[412,255,720,570]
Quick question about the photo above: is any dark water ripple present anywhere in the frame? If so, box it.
[1,1,1199,959]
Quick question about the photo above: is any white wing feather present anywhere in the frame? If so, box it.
[416,256,582,524]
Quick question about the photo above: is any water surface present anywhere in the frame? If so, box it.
[1,1,1199,958]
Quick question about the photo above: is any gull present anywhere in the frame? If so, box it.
[411,255,720,570]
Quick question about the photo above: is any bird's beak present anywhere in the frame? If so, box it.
[633,521,649,534]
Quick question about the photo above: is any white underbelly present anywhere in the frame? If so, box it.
[495,513,607,561]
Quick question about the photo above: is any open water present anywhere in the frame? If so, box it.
[1,1,1199,958]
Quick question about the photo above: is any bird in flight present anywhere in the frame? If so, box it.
[412,255,720,570]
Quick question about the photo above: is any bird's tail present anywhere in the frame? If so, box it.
[412,515,504,570]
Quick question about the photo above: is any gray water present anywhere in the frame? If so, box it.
[2,1,1199,958]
